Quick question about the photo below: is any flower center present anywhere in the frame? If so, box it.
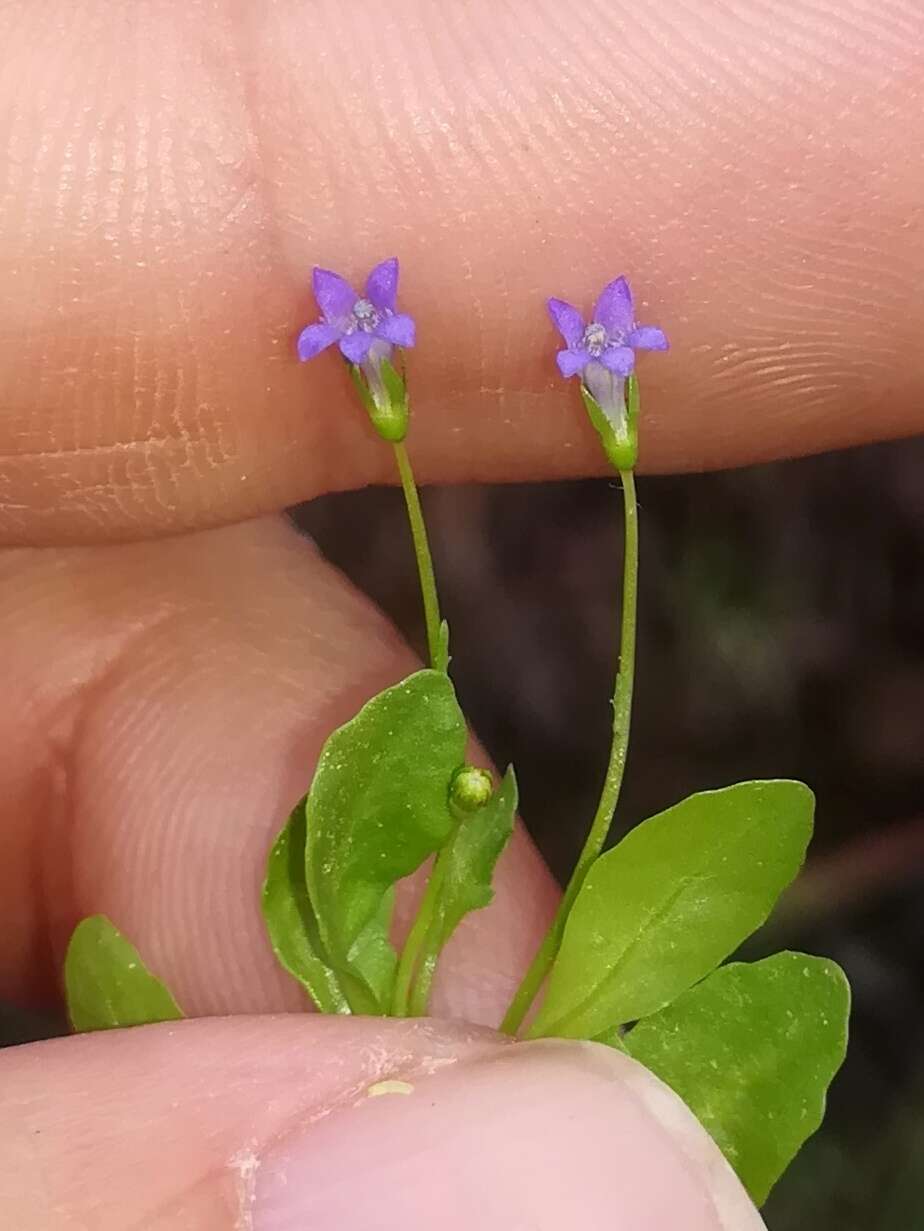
[582,322,608,357]
[351,298,381,332]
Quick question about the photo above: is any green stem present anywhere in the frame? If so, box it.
[391,841,454,1016]
[406,837,462,1016]
[393,441,446,672]
[500,468,639,1036]
[390,440,450,1013]
[407,938,440,1018]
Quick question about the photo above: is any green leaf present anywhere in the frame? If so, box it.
[436,618,451,673]
[340,886,399,1014]
[592,1024,628,1052]
[624,952,850,1205]
[262,802,350,1015]
[64,915,184,1032]
[305,669,467,997]
[530,780,814,1039]
[428,766,518,950]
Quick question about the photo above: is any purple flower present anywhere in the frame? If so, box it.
[548,276,667,382]
[548,276,667,469]
[297,258,416,366]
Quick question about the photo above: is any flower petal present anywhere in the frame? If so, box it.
[376,312,416,348]
[365,258,399,312]
[339,331,374,363]
[312,267,358,323]
[600,345,635,375]
[593,277,634,334]
[628,325,669,351]
[296,321,341,361]
[547,298,585,348]
[556,347,589,378]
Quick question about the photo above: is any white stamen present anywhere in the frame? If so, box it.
[352,298,380,332]
[582,322,608,357]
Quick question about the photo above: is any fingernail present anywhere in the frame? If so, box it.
[253,1038,765,1230]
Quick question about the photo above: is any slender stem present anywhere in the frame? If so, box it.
[391,841,454,1016]
[390,440,449,1013]
[407,937,440,1018]
[393,441,445,672]
[500,469,639,1036]
[406,835,462,1016]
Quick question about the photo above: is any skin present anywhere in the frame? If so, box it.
[0,1,922,1226]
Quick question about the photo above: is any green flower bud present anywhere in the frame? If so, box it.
[449,765,494,814]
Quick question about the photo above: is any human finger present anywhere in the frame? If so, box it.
[1,0,922,543]
[0,515,556,1018]
[0,1016,764,1230]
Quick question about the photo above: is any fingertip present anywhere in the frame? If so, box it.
[1,1020,763,1231]
[2,0,923,542]
[254,1037,765,1230]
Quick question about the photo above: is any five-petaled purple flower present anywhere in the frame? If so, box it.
[297,258,416,367]
[548,276,667,380]
[548,276,668,433]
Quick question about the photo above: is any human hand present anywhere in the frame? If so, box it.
[1,1,921,1226]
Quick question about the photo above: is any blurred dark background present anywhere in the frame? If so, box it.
[3,436,922,1226]
[294,436,924,1230]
